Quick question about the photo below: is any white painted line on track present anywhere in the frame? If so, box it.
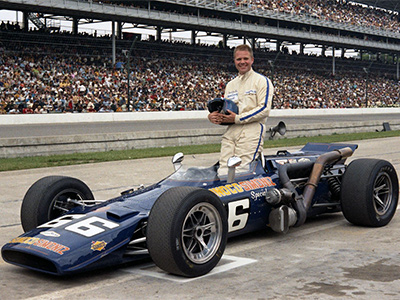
[122,255,257,283]
[24,256,256,299]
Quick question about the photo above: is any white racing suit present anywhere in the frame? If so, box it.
[219,68,274,175]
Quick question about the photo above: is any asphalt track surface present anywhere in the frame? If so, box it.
[1,136,400,299]
[1,113,400,138]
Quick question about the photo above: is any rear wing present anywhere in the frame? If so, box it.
[300,143,358,154]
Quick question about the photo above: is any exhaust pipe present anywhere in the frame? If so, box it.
[275,147,354,230]
[303,147,354,211]
[296,147,354,226]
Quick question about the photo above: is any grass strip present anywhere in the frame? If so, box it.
[1,130,399,172]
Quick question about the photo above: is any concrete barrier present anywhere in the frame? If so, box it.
[0,128,224,158]
[1,107,400,125]
[285,118,400,136]
[1,116,399,158]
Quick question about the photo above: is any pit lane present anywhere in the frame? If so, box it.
[1,137,399,299]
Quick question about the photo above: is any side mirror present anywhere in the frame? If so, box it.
[172,152,184,171]
[227,156,241,183]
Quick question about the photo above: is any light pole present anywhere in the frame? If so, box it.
[363,61,374,107]
[124,36,138,112]
[268,51,280,83]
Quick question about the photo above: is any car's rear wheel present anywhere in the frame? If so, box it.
[21,176,94,232]
[146,187,227,277]
[341,159,399,227]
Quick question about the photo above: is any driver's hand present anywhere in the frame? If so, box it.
[221,109,236,124]
[208,111,224,125]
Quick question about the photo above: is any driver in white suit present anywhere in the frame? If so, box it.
[208,44,274,175]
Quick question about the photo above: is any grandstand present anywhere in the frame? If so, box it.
[0,0,399,113]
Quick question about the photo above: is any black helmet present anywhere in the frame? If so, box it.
[207,98,239,125]
[221,98,239,115]
[207,98,238,115]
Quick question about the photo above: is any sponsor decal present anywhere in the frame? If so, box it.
[250,188,269,201]
[209,183,244,197]
[91,240,107,252]
[226,91,239,101]
[244,89,257,95]
[210,177,275,197]
[9,237,70,255]
[40,231,61,238]
[238,177,276,191]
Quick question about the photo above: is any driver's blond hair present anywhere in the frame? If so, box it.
[233,44,254,58]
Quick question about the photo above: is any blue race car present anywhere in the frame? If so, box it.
[2,140,399,277]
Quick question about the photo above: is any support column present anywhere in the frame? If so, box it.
[300,43,304,55]
[117,21,123,40]
[156,26,162,42]
[112,21,116,67]
[72,17,79,35]
[321,45,326,57]
[341,48,346,59]
[222,34,228,48]
[276,40,281,52]
[191,30,196,45]
[23,11,29,32]
[332,47,336,76]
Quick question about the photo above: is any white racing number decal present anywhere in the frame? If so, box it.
[65,216,119,237]
[38,214,86,228]
[227,199,250,232]
[38,215,119,237]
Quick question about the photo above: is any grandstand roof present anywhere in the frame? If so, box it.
[355,0,400,12]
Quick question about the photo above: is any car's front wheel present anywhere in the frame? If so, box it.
[341,159,399,227]
[146,187,227,277]
[21,176,94,232]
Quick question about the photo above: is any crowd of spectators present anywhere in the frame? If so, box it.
[238,0,400,33]
[0,28,399,114]
[272,69,399,109]
[0,30,231,114]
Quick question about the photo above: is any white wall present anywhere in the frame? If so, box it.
[1,108,400,125]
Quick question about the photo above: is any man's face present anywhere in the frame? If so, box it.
[234,50,254,75]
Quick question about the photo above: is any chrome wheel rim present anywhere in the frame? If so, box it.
[182,202,222,264]
[373,172,393,216]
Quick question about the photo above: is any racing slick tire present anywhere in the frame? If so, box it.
[147,187,228,277]
[341,159,399,227]
[21,176,94,232]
